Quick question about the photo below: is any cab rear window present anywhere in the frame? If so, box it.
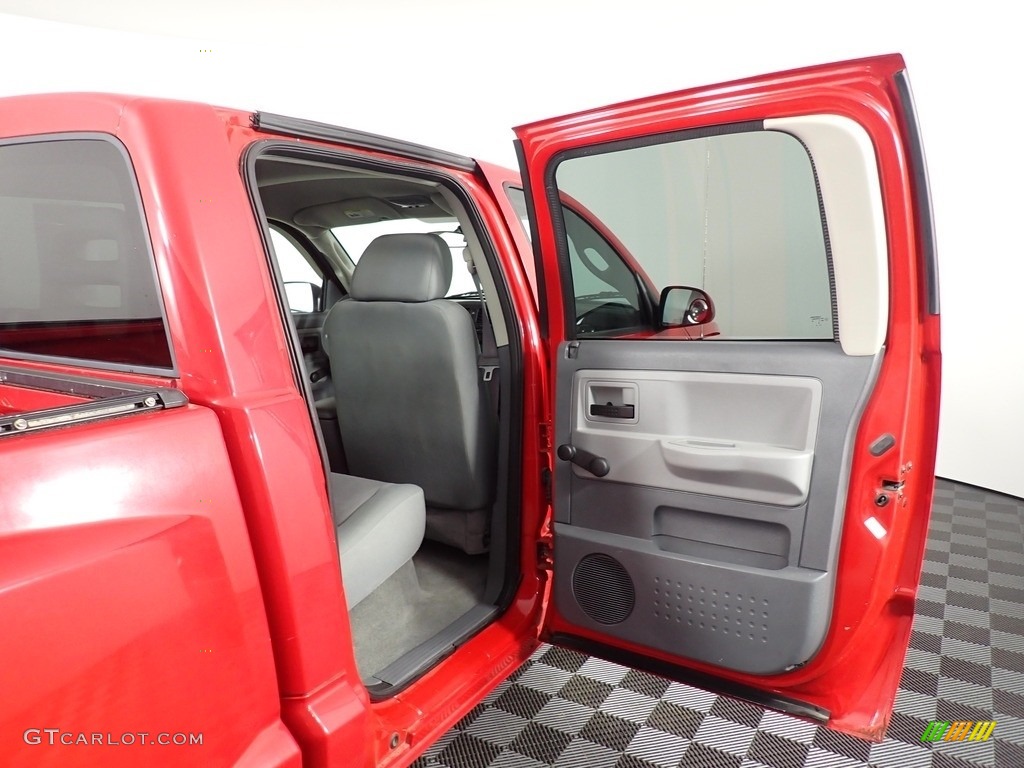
[0,136,173,371]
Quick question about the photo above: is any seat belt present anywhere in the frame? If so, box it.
[465,249,500,416]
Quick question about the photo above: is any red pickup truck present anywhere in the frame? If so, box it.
[0,54,940,767]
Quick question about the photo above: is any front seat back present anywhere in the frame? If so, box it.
[324,233,496,553]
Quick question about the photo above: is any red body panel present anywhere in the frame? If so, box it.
[0,401,300,767]
[515,54,941,739]
[0,93,551,767]
[0,95,360,765]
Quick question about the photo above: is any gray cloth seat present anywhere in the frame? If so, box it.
[332,472,425,609]
[323,233,496,554]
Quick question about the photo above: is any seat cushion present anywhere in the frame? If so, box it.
[331,473,425,609]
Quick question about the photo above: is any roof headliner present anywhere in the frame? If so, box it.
[255,155,451,228]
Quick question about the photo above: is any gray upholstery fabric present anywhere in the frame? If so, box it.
[424,507,491,555]
[349,233,453,303]
[331,472,425,609]
[324,234,497,553]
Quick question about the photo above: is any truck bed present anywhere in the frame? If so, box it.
[0,364,295,768]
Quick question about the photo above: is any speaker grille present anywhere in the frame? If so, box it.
[572,553,635,625]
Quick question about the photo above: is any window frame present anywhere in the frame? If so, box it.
[0,132,177,376]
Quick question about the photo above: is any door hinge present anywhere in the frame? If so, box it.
[541,466,552,503]
[536,538,553,572]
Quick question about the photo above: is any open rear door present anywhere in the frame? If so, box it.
[515,54,940,739]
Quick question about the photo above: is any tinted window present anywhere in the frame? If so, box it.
[554,129,834,339]
[0,137,173,370]
[562,206,645,334]
[505,186,646,333]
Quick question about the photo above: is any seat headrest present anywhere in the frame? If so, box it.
[350,233,453,302]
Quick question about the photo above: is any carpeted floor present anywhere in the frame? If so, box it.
[351,539,490,679]
[411,478,1024,767]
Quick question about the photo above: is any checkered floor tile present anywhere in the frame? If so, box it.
[412,479,1024,768]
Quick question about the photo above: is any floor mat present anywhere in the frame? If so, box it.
[412,479,1024,767]
[351,540,489,678]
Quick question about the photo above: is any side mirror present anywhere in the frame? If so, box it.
[658,286,715,328]
[284,281,320,313]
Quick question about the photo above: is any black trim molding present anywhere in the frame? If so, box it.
[550,633,830,723]
[892,70,940,316]
[252,112,477,172]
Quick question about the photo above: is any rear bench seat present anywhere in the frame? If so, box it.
[330,473,425,608]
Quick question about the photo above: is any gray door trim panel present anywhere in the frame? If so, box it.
[555,522,831,675]
[553,340,881,674]
[571,370,823,507]
[568,480,809,568]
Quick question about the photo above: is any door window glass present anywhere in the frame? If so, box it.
[505,186,645,333]
[552,129,834,339]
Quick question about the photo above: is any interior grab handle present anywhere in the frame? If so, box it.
[557,444,610,477]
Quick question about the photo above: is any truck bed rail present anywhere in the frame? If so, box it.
[0,365,187,437]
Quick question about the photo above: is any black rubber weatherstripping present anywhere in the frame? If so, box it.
[893,70,940,316]
[252,113,477,172]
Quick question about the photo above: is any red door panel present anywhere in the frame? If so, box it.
[515,54,940,739]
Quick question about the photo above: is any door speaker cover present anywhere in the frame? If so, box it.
[572,553,635,624]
